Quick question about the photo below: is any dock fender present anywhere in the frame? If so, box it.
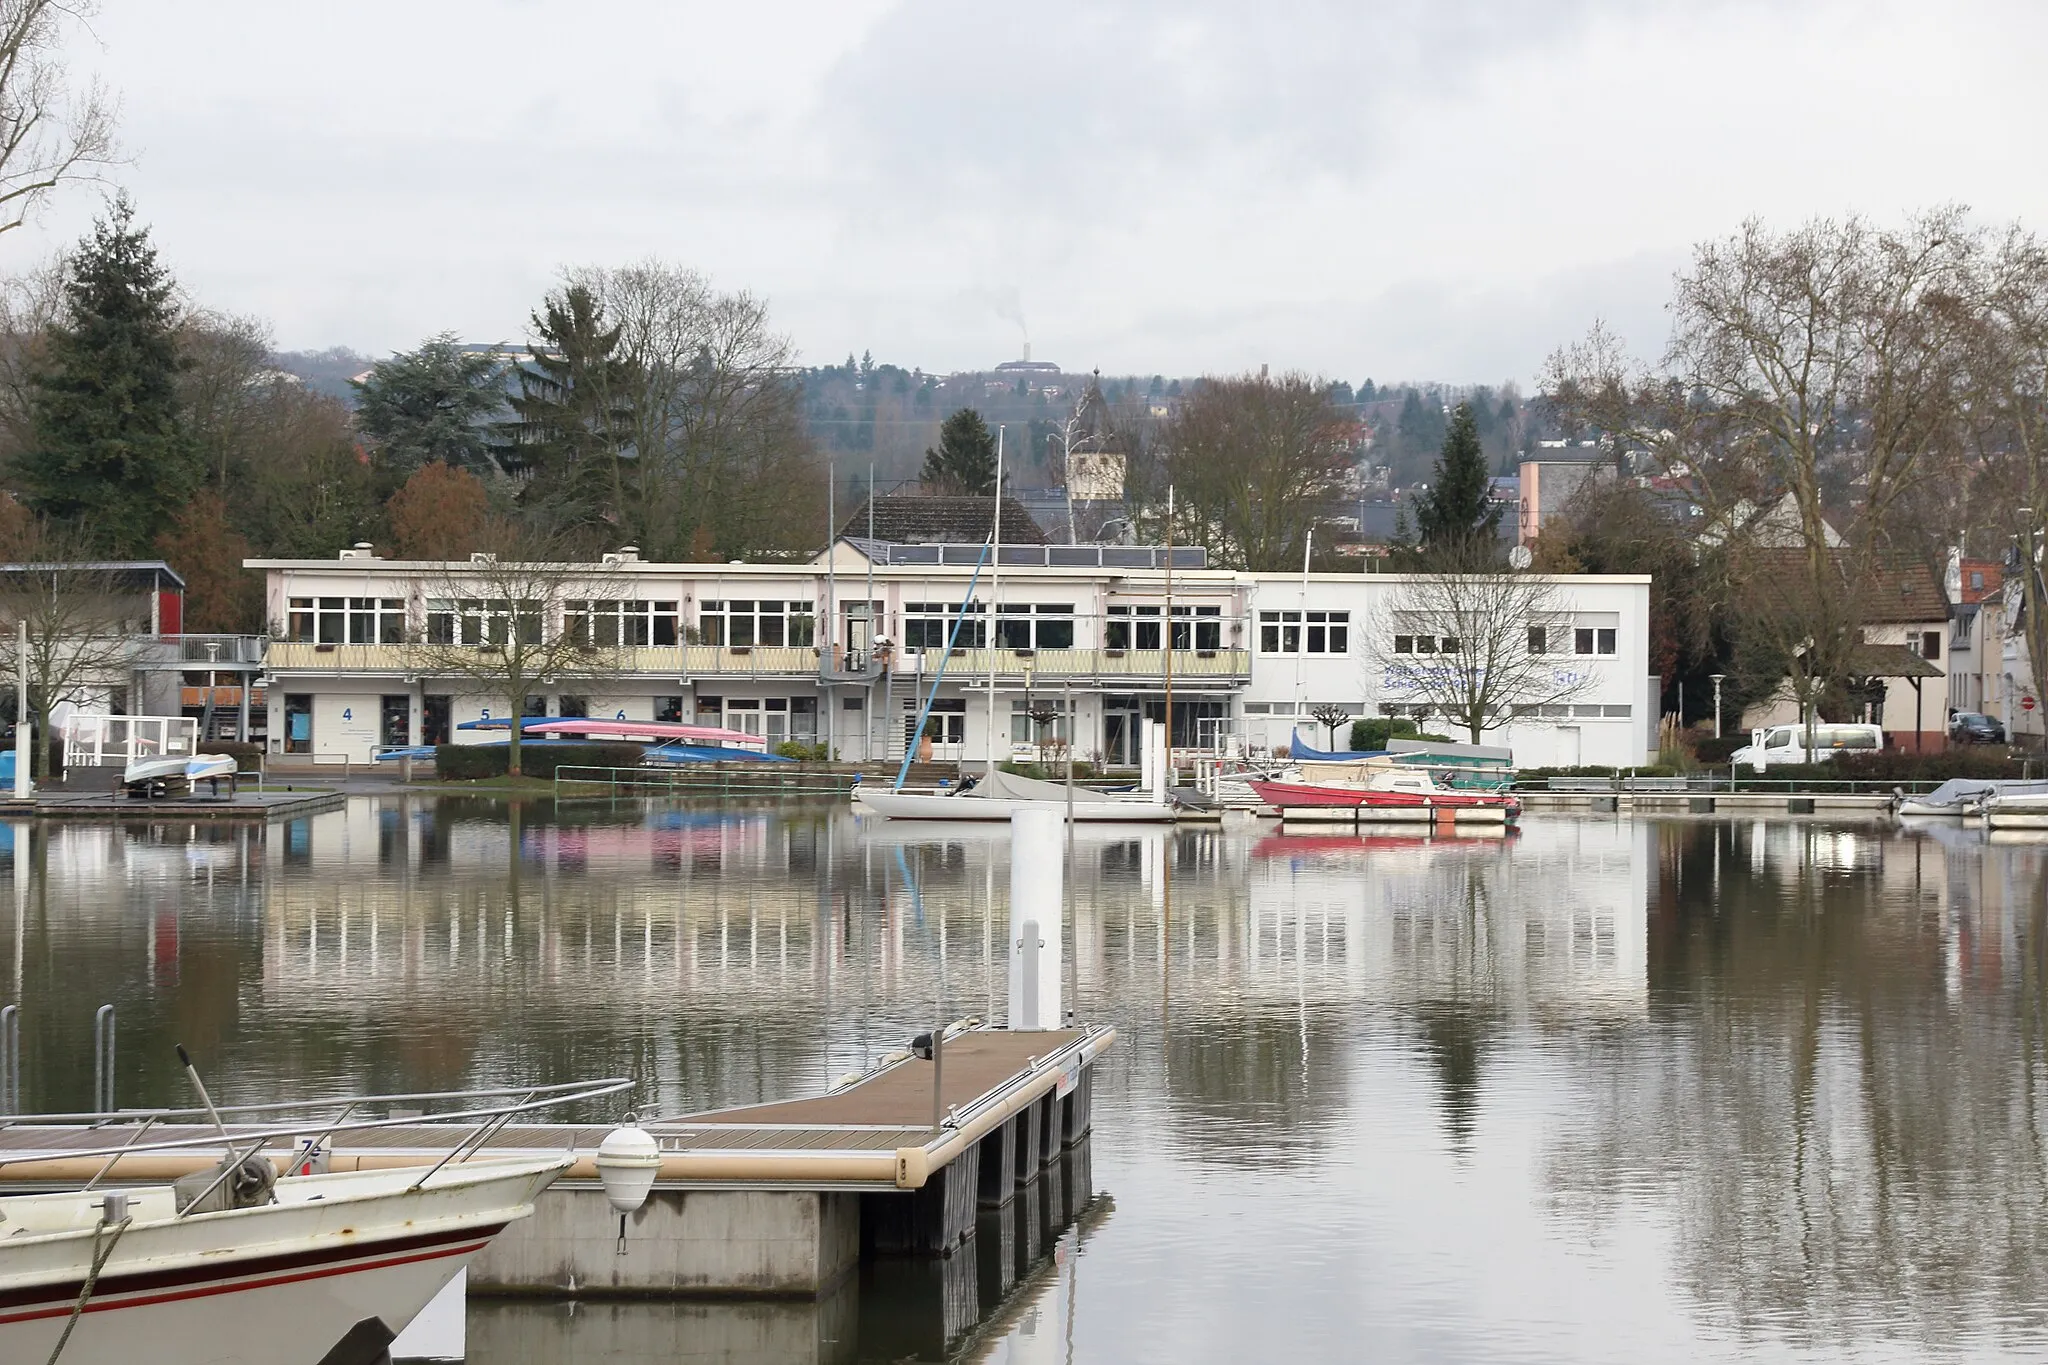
[894,1146,931,1189]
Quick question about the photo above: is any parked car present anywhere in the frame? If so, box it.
[1729,722,1886,770]
[1949,711,2007,744]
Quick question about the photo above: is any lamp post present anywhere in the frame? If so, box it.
[1710,673,1725,739]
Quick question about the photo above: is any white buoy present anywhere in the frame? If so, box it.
[595,1121,661,1214]
[1009,809,1062,1030]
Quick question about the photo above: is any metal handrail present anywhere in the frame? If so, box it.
[3,1076,633,1127]
[0,1077,634,1169]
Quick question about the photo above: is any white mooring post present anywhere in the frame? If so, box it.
[12,620,27,800]
[1008,808,1062,1030]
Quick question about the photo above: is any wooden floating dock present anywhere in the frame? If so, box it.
[0,1023,1112,1298]
[15,788,345,820]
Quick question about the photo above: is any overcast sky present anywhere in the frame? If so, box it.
[16,0,2048,383]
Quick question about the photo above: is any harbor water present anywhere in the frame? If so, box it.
[2,801,2045,1362]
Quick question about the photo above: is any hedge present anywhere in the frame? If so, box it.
[1729,751,2036,784]
[435,743,645,781]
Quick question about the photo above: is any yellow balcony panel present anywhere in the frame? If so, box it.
[685,645,820,675]
[265,643,411,672]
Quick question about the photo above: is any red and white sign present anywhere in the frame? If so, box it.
[2023,695,2039,713]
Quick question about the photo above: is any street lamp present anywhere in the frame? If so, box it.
[1710,673,1725,739]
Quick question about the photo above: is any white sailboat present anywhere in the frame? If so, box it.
[855,769,1176,822]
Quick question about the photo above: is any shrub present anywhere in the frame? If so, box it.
[435,742,645,781]
[773,741,830,761]
[1348,717,1420,752]
[204,740,265,769]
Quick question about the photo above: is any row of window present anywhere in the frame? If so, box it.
[698,600,815,648]
[290,594,1623,661]
[1258,610,1348,656]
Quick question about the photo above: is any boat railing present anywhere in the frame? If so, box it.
[0,1076,635,1166]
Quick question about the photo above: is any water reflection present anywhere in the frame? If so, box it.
[5,803,2048,1359]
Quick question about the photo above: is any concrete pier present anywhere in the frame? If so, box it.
[0,1022,1113,1301]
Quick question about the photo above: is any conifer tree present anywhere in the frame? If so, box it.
[1407,402,1503,562]
[20,198,201,553]
[498,284,633,521]
[920,408,998,495]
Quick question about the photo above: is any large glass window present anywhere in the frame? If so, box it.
[1574,627,1617,656]
[1110,604,1224,651]
[288,597,406,644]
[1261,609,1346,655]
[1011,698,1074,744]
[698,600,815,648]
[566,600,680,647]
[995,604,1075,651]
[1107,605,1161,650]
[424,599,543,647]
[903,602,986,650]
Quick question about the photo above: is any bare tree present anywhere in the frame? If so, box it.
[1960,226,2048,720]
[401,525,628,775]
[567,260,825,559]
[1138,373,1353,571]
[1370,555,1599,745]
[1544,212,1979,710]
[0,254,60,458]
[177,309,279,491]
[0,519,146,775]
[0,1,118,236]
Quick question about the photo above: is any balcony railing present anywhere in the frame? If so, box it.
[896,647,1250,679]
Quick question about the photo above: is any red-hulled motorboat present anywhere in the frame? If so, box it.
[1248,766,1521,824]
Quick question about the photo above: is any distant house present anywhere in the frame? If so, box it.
[1517,454,1611,545]
[1737,550,1948,751]
[1945,553,2005,718]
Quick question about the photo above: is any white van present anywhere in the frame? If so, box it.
[1730,722,1885,770]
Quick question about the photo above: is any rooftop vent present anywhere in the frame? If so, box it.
[470,552,498,565]
[338,542,377,561]
[602,545,642,566]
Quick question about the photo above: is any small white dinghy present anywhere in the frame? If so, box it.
[121,753,238,799]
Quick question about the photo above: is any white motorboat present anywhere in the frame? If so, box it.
[1893,778,2048,817]
[0,1156,568,1365]
[1982,787,2048,829]
[0,1071,634,1365]
[855,769,1176,822]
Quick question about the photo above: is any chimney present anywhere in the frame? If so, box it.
[1023,340,1031,364]
[1260,363,1269,381]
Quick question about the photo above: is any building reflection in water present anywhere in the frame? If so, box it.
[6,802,2048,1357]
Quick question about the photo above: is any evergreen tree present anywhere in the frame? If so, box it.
[352,334,508,476]
[1410,403,1503,558]
[498,285,633,520]
[920,408,998,495]
[20,199,201,554]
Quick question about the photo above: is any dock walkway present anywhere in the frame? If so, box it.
[0,1023,1113,1297]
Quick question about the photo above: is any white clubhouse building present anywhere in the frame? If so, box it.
[246,541,1654,769]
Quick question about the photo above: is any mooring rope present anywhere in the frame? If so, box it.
[44,1214,131,1365]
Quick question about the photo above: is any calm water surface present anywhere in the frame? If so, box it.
[4,800,2046,1363]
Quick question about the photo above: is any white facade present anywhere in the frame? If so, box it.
[247,548,1654,768]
